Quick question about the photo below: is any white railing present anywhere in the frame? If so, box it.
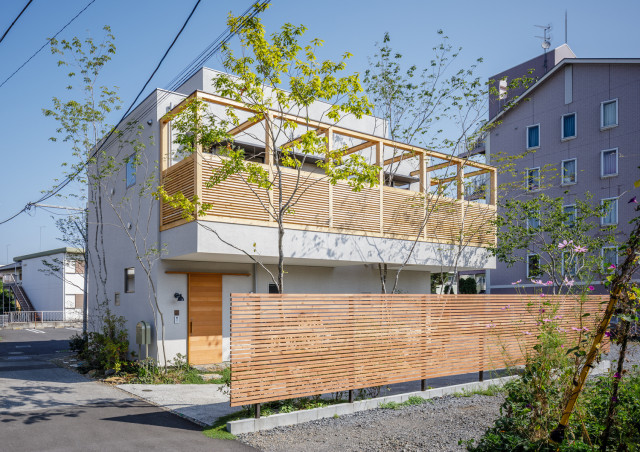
[6,311,66,324]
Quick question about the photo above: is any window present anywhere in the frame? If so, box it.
[526,167,540,191]
[562,251,577,277]
[126,154,137,188]
[601,198,618,226]
[124,267,135,293]
[498,79,508,100]
[601,149,618,177]
[527,215,540,232]
[561,159,577,185]
[527,124,540,149]
[561,113,577,140]
[268,283,279,294]
[601,99,618,129]
[527,254,541,278]
[602,246,618,269]
[75,294,84,309]
[563,204,576,228]
[74,260,85,275]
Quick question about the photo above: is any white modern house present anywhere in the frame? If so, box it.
[9,247,85,320]
[88,68,498,365]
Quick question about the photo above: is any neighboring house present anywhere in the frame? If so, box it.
[0,262,22,282]
[88,68,498,365]
[475,44,640,293]
[11,248,85,320]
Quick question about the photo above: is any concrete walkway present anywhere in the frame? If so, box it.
[117,383,244,426]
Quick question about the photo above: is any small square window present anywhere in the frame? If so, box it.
[561,159,577,185]
[126,154,137,188]
[602,247,618,270]
[601,99,618,129]
[563,205,576,228]
[527,254,541,278]
[125,267,135,293]
[561,113,577,140]
[601,149,618,177]
[527,124,540,149]
[526,168,540,191]
[527,215,540,232]
[75,294,84,309]
[268,283,279,294]
[601,198,618,226]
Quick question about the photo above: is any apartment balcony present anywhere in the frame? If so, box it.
[157,91,497,268]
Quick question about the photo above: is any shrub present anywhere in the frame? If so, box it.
[74,309,129,373]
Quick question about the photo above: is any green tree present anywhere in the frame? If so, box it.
[158,4,379,292]
[491,193,617,294]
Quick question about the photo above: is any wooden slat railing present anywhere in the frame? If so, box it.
[161,154,497,247]
[229,294,608,406]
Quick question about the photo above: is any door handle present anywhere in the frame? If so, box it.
[190,321,193,334]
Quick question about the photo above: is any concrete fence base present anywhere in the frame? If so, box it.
[0,321,82,330]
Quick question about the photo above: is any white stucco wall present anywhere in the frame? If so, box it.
[20,253,65,312]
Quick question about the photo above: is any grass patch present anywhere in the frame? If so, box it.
[452,384,504,398]
[379,395,433,410]
[202,410,249,440]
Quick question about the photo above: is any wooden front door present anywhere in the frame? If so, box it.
[188,273,223,364]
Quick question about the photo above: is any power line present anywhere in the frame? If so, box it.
[0,0,33,45]
[0,0,97,89]
[0,0,269,226]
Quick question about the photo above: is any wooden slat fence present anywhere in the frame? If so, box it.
[230,294,608,406]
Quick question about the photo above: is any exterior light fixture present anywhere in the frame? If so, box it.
[174,292,184,302]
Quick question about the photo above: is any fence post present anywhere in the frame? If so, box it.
[254,403,260,419]
[348,390,354,403]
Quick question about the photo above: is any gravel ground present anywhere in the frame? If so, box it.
[237,394,503,452]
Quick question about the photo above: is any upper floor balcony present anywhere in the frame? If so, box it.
[158,91,498,259]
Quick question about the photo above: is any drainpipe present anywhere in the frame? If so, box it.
[252,263,258,293]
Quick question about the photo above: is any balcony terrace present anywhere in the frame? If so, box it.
[158,91,497,250]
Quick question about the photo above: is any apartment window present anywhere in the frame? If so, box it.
[527,215,540,232]
[563,204,576,228]
[602,246,618,269]
[561,113,577,140]
[601,198,618,226]
[124,267,135,293]
[527,124,540,149]
[562,251,577,277]
[561,159,577,185]
[498,79,508,100]
[74,260,85,275]
[601,99,618,129]
[601,149,618,177]
[126,154,137,188]
[75,294,84,309]
[527,254,541,278]
[526,167,540,191]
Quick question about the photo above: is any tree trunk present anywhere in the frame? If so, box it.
[600,320,630,451]
[378,263,387,294]
[277,222,284,293]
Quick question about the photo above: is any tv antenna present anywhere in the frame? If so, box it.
[535,24,552,73]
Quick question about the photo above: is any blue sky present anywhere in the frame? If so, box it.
[0,0,638,262]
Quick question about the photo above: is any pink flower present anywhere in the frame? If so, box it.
[558,240,573,249]
[486,323,495,328]
[571,327,581,331]
[583,326,590,332]
[501,304,512,310]
[557,328,567,332]
[543,318,552,322]
[560,345,564,348]
[523,331,532,335]
[574,245,588,253]
[605,331,612,337]
[609,264,616,270]
[554,315,563,320]
[511,280,522,285]
[540,293,546,297]
[614,372,621,379]
[539,309,546,313]
[589,285,595,291]
[563,277,575,287]
[531,279,543,285]
[545,280,553,286]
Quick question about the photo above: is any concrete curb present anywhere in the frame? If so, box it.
[227,376,516,435]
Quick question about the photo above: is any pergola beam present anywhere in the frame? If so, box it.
[342,140,377,156]
[431,168,490,185]
[383,152,416,167]
[280,128,328,149]
[228,116,264,136]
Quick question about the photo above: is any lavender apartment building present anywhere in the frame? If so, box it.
[475,44,640,293]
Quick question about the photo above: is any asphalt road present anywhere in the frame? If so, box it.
[0,327,255,452]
